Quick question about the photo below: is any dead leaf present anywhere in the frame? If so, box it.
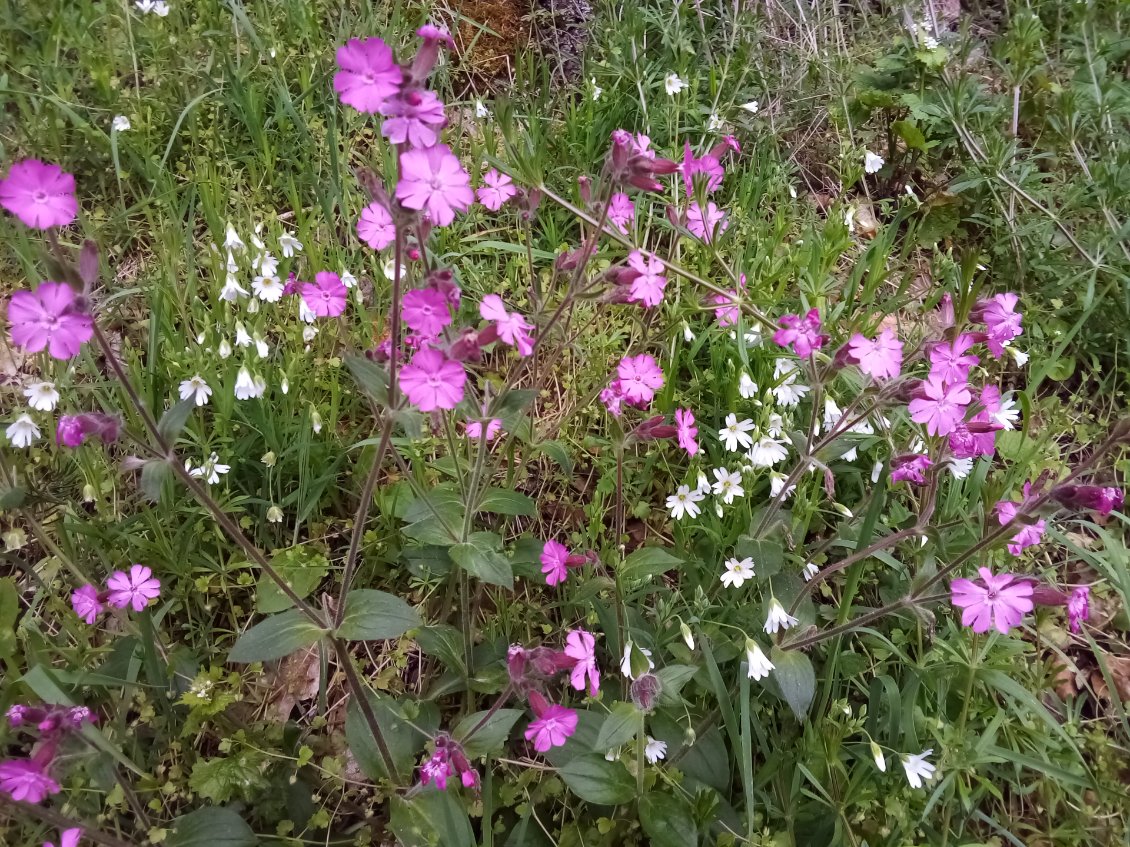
[269,643,322,721]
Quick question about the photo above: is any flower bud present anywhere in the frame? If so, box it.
[680,621,695,651]
[577,176,592,205]
[507,644,528,687]
[870,741,886,772]
[631,415,678,442]
[630,672,662,713]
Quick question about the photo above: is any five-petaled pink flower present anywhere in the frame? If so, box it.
[402,288,451,338]
[607,192,635,234]
[300,271,348,318]
[928,334,979,384]
[480,294,535,356]
[43,827,83,847]
[1067,586,1090,633]
[847,328,903,379]
[399,347,467,411]
[626,251,667,308]
[773,309,826,358]
[7,282,93,360]
[540,539,569,586]
[106,565,161,612]
[685,201,728,243]
[396,144,473,227]
[675,408,699,456]
[524,693,578,753]
[357,202,396,251]
[71,584,103,624]
[890,454,932,484]
[0,159,78,229]
[419,750,453,791]
[617,354,664,406]
[974,293,1022,357]
[564,629,600,697]
[995,500,1046,555]
[476,169,518,211]
[0,759,61,804]
[380,89,447,148]
[466,418,503,441]
[908,377,971,437]
[333,37,403,113]
[950,567,1033,634]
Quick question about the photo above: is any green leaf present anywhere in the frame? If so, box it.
[344,353,389,406]
[450,532,514,589]
[620,546,682,581]
[536,440,574,474]
[495,389,536,417]
[336,589,420,641]
[734,537,784,576]
[594,702,641,751]
[398,488,464,546]
[402,545,453,577]
[168,807,257,847]
[891,118,927,152]
[655,664,699,705]
[477,488,536,516]
[557,754,635,805]
[390,790,474,847]
[346,693,438,781]
[189,752,269,803]
[140,459,170,502]
[415,624,466,675]
[0,577,18,663]
[158,396,197,442]
[453,708,525,757]
[227,610,326,663]
[771,647,816,719]
[256,548,328,614]
[639,791,699,847]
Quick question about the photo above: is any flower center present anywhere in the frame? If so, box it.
[32,190,48,204]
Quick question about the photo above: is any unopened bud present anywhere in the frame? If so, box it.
[870,741,886,772]
[680,621,695,651]
[630,673,662,712]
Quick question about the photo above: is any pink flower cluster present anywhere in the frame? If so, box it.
[600,353,664,417]
[1,703,97,805]
[773,309,827,358]
[71,565,161,624]
[418,734,479,792]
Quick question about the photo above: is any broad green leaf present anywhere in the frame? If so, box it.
[536,440,573,474]
[398,488,464,546]
[346,693,438,782]
[450,531,513,589]
[415,624,466,675]
[639,791,699,847]
[168,807,257,847]
[256,548,328,614]
[620,546,682,581]
[477,488,536,516]
[655,664,699,705]
[336,589,420,641]
[771,647,816,719]
[227,610,326,663]
[594,702,641,751]
[734,537,784,576]
[557,754,635,805]
[891,118,927,151]
[140,459,170,502]
[402,545,453,577]
[344,353,389,406]
[453,708,525,757]
[389,790,474,847]
[157,396,196,442]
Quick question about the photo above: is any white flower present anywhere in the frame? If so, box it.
[310,407,323,434]
[923,33,939,49]
[740,100,760,114]
[219,274,248,302]
[833,503,854,518]
[990,393,1020,430]
[823,397,843,431]
[744,327,762,346]
[111,115,131,132]
[252,274,285,302]
[281,376,290,395]
[153,0,169,15]
[844,206,857,233]
[718,414,756,452]
[664,73,688,95]
[247,297,260,315]
[745,639,775,680]
[341,270,358,289]
[234,323,252,348]
[696,471,711,494]
[871,741,887,772]
[266,505,284,523]
[302,326,318,343]
[666,485,704,521]
[6,415,40,448]
[620,641,654,679]
[946,456,974,479]
[707,113,724,132]
[299,299,317,324]
[772,359,810,407]
[256,253,280,278]
[872,461,883,483]
[380,258,407,280]
[253,374,267,396]
[764,598,798,634]
[1007,346,1029,367]
[720,557,755,589]
[711,468,745,504]
[864,151,885,174]
[218,339,233,359]
[278,232,303,257]
[225,250,239,273]
[680,621,695,651]
[187,452,230,485]
[748,437,789,467]
[253,333,270,359]
[644,736,667,763]
[178,375,212,407]
[223,223,245,253]
[682,322,695,343]
[901,749,936,789]
[770,471,796,500]
[738,373,758,399]
[788,184,797,199]
[23,382,59,412]
[590,77,603,101]
[474,99,490,118]
[842,447,859,462]
[766,413,785,438]
[802,562,819,582]
[234,367,264,400]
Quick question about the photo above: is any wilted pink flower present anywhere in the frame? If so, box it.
[950,567,1033,634]
[300,272,348,317]
[685,201,728,243]
[908,377,971,437]
[106,565,160,612]
[43,827,83,847]
[410,25,454,79]
[1067,586,1090,633]
[0,759,60,804]
[995,500,1046,555]
[466,418,502,441]
[974,293,1022,357]
[600,381,625,417]
[524,694,577,753]
[400,347,466,411]
[541,540,569,586]
[617,354,664,405]
[564,629,600,697]
[847,328,903,379]
[333,37,402,113]
[357,201,396,250]
[712,291,739,327]
[7,282,93,360]
[0,160,78,229]
[476,169,517,211]
[479,294,534,356]
[396,144,473,227]
[71,585,103,624]
[928,334,979,384]
[606,192,635,234]
[401,288,451,337]
[773,309,826,358]
[6,705,29,726]
[675,408,699,456]
[380,89,446,147]
[626,251,667,308]
[890,454,932,484]
[55,413,119,449]
[1052,485,1124,516]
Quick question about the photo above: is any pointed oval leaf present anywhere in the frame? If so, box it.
[452,708,525,757]
[336,589,420,641]
[594,702,641,751]
[639,791,699,847]
[227,610,326,663]
[168,807,257,847]
[770,646,816,719]
[557,754,635,805]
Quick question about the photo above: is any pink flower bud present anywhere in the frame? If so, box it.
[630,672,662,713]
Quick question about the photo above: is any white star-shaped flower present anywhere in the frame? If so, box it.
[720,557,755,589]
[24,382,59,412]
[178,375,212,407]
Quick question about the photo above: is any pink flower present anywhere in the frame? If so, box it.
[908,377,971,437]
[56,413,119,448]
[396,144,473,227]
[773,309,826,358]
[679,142,725,196]
[300,271,348,318]
[476,169,518,211]
[7,282,93,360]
[0,160,78,229]
[333,37,403,113]
[524,699,578,753]
[600,381,625,417]
[974,293,1022,357]
[479,294,535,356]
[401,288,451,337]
[928,334,979,384]
[419,750,453,790]
[890,454,932,484]
[106,565,161,612]
[607,192,635,234]
[466,418,503,441]
[1052,485,1124,516]
[357,202,396,250]
[847,328,903,379]
[995,500,1046,555]
[617,354,664,406]
[675,408,699,456]
[380,89,446,148]
[712,291,739,327]
[541,540,569,586]
[43,828,83,847]
[71,585,103,624]
[0,759,61,804]
[564,629,600,697]
[399,347,466,411]
[950,567,1034,634]
[7,705,28,726]
[626,251,667,307]
[686,201,728,243]
[1067,586,1090,633]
